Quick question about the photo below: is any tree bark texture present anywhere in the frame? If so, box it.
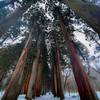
[0,0,34,38]
[55,38,65,100]
[61,0,100,37]
[58,15,99,100]
[52,55,57,97]
[26,34,41,100]
[2,27,33,100]
[21,72,31,94]
[33,62,42,97]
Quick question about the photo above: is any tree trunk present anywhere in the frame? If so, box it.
[94,81,100,92]
[0,0,34,38]
[52,56,57,97]
[90,66,100,74]
[67,81,70,96]
[61,0,100,37]
[0,36,7,45]
[32,62,39,99]
[55,38,65,100]
[33,61,42,97]
[21,49,35,95]
[2,27,34,100]
[26,34,41,100]
[58,15,99,100]
[87,59,90,76]
[64,72,70,91]
[89,34,100,46]
[21,72,31,94]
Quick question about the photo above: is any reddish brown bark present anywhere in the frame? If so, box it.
[21,72,31,94]
[26,34,41,100]
[0,0,34,38]
[55,38,65,100]
[32,62,39,99]
[53,62,57,97]
[33,62,42,97]
[61,0,100,37]
[58,15,99,100]
[2,27,34,100]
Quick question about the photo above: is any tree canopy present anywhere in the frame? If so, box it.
[0,0,100,100]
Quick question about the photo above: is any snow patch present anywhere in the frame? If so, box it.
[0,91,100,100]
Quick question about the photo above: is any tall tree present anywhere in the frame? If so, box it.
[26,34,41,99]
[0,0,34,38]
[55,38,65,99]
[40,32,51,94]
[33,59,43,97]
[2,24,34,100]
[60,0,100,37]
[52,51,57,97]
[58,15,99,100]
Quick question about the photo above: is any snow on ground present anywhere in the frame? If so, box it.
[97,91,100,99]
[0,91,5,100]
[0,91,100,100]
[17,92,79,100]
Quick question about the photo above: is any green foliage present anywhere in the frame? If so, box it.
[0,41,25,72]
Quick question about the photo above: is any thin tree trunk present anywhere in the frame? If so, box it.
[2,27,34,100]
[90,66,100,74]
[52,56,57,97]
[89,35,100,47]
[67,81,70,96]
[55,38,65,100]
[87,59,90,76]
[94,64,100,72]
[64,73,70,91]
[56,56,61,97]
[0,37,7,45]
[0,0,34,38]
[61,0,100,37]
[33,61,42,97]
[94,81,100,92]
[58,15,99,100]
[52,48,58,96]
[26,34,41,100]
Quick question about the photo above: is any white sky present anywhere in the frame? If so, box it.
[74,31,94,55]
[72,22,96,56]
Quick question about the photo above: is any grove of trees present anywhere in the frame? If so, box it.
[0,0,100,100]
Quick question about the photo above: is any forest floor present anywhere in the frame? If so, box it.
[0,91,100,100]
